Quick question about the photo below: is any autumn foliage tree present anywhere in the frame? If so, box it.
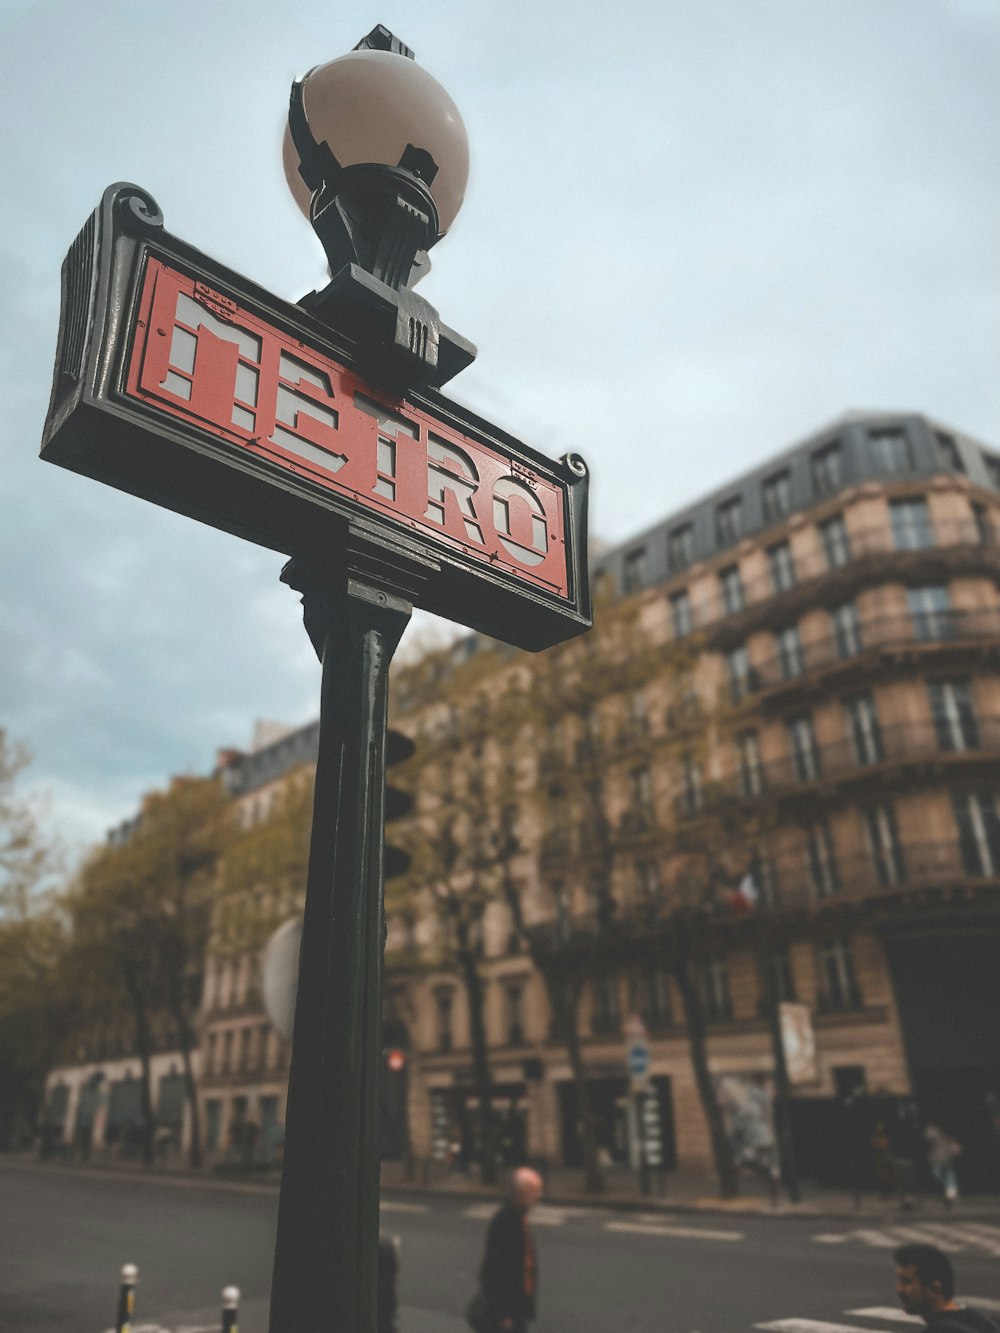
[67,775,227,1166]
[0,729,65,1148]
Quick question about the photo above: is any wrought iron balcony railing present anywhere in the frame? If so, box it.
[738,608,1000,699]
[672,518,998,638]
[710,716,1000,805]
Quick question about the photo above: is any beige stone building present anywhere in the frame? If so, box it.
[44,411,1000,1190]
[386,411,1000,1189]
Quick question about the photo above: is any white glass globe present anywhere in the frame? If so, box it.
[283,49,469,236]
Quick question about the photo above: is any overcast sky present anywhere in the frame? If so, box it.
[1,0,998,860]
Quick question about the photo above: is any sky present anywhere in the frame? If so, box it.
[1,0,998,861]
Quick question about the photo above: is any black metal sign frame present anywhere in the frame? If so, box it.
[42,183,591,652]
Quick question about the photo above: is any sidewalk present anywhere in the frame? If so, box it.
[13,1152,1000,1221]
[379,1158,1000,1220]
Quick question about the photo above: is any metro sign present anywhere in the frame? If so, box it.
[42,184,591,651]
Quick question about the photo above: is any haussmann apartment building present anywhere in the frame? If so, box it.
[43,411,1000,1191]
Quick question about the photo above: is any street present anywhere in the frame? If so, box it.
[2,1162,999,1332]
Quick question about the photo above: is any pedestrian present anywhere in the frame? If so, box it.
[894,1242,998,1330]
[469,1166,542,1333]
[925,1123,961,1206]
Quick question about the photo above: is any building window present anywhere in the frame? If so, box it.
[222,1031,233,1073]
[890,497,933,551]
[864,803,905,886]
[778,625,805,679]
[986,455,1000,489]
[592,975,620,1035]
[630,765,654,824]
[971,502,995,548]
[763,469,792,523]
[812,441,843,495]
[727,644,753,702]
[622,692,648,744]
[668,523,694,571]
[207,1032,219,1076]
[505,984,526,1045]
[701,958,732,1021]
[819,939,861,1011]
[760,944,796,1007]
[623,546,647,594]
[820,514,851,569]
[929,679,979,752]
[239,1028,252,1073]
[632,968,672,1030]
[832,602,862,659]
[807,822,839,898]
[753,850,779,907]
[908,585,953,641]
[636,859,661,905]
[258,1023,271,1071]
[670,589,693,638]
[682,756,703,815]
[952,791,1000,877]
[869,426,913,474]
[738,731,764,797]
[715,497,743,546]
[846,693,883,765]
[435,989,453,1053]
[719,565,745,615]
[787,715,821,782]
[935,432,965,472]
[644,967,673,1029]
[768,540,796,593]
[553,880,571,940]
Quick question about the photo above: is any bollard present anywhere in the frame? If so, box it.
[221,1284,240,1332]
[115,1264,138,1333]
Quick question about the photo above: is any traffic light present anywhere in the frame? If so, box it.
[385,728,415,880]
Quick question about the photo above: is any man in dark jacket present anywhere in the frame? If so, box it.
[895,1243,998,1331]
[479,1167,543,1332]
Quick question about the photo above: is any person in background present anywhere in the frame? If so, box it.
[478,1167,543,1333]
[895,1243,998,1331]
[925,1123,961,1206]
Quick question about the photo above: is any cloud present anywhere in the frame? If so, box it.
[1,0,997,857]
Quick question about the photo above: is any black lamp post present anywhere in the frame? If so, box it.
[268,26,474,1333]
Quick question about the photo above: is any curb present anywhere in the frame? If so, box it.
[8,1158,1000,1224]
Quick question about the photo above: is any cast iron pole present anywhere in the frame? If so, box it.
[268,563,411,1332]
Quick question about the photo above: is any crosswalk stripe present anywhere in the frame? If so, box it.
[755,1320,893,1332]
[911,1222,1000,1255]
[462,1202,574,1225]
[379,1200,429,1213]
[960,1298,1000,1315]
[956,1223,1000,1238]
[845,1308,922,1324]
[813,1233,852,1244]
[852,1229,899,1248]
[606,1220,744,1242]
[885,1225,963,1252]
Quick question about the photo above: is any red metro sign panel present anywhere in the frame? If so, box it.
[40,185,590,651]
[126,259,569,600]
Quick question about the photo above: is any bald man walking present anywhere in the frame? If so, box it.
[477,1167,543,1333]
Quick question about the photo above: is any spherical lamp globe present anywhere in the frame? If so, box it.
[283,48,469,240]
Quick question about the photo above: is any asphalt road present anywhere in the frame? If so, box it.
[2,1161,999,1332]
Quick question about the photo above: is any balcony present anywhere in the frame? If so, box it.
[741,608,1000,702]
[705,717,1000,807]
[684,518,1000,646]
[749,839,998,913]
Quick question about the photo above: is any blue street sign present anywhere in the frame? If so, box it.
[627,1043,650,1076]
